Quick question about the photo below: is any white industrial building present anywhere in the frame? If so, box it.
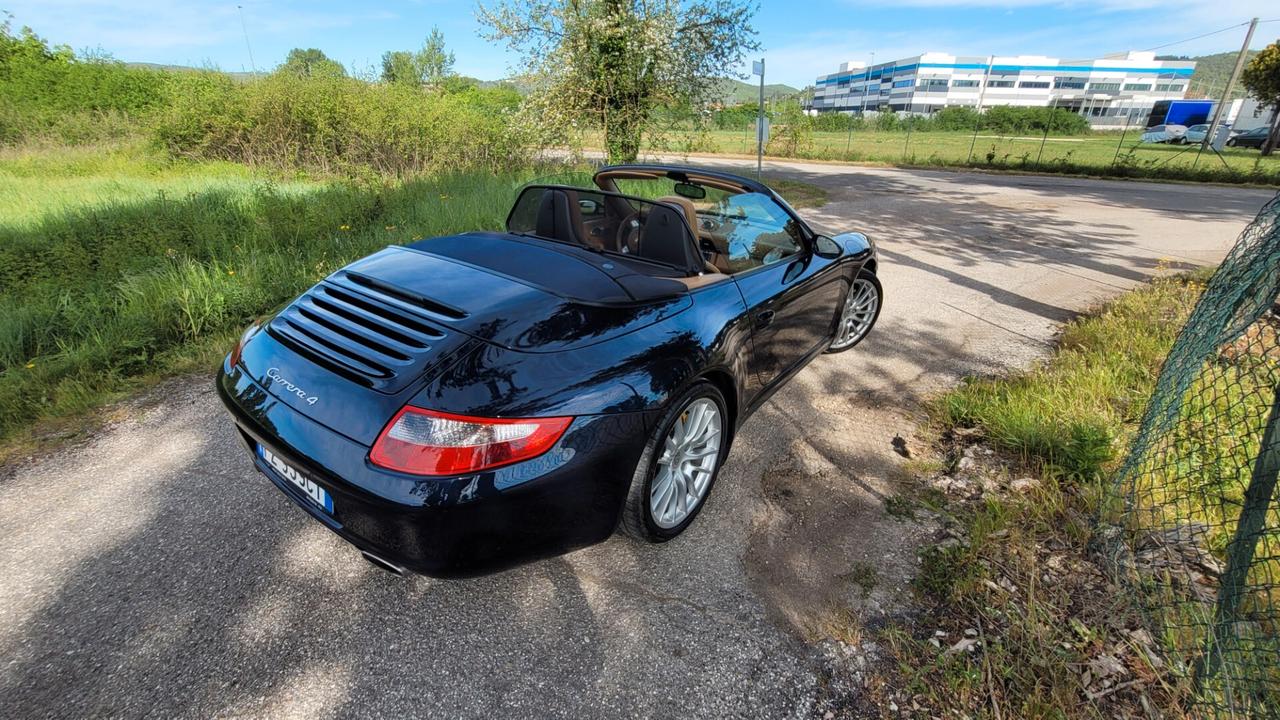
[812,51,1196,127]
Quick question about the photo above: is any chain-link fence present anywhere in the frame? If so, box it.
[631,110,1280,185]
[1103,193,1280,717]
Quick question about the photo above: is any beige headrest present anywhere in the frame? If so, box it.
[657,195,698,232]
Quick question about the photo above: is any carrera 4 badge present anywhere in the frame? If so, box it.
[265,367,319,406]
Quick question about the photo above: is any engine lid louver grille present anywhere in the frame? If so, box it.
[267,273,452,393]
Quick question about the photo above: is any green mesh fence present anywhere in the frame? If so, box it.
[1106,192,1280,717]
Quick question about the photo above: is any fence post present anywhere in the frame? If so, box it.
[1111,109,1132,168]
[1035,95,1059,168]
[1200,385,1280,685]
[903,115,913,161]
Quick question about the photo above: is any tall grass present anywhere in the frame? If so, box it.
[0,144,541,439]
[939,273,1208,480]
[880,275,1219,718]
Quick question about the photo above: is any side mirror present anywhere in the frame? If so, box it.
[578,199,599,215]
[813,234,842,258]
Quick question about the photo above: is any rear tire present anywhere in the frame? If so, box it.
[621,381,730,543]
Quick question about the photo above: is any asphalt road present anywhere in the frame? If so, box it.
[1,162,1273,719]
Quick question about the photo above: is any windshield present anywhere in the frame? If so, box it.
[506,186,702,273]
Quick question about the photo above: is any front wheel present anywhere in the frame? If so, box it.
[827,269,882,353]
[621,381,729,542]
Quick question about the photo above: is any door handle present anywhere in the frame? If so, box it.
[755,310,775,329]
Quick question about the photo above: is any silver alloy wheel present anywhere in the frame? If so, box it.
[830,277,879,350]
[650,398,722,529]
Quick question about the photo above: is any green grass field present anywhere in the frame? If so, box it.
[0,142,548,445]
[636,127,1280,184]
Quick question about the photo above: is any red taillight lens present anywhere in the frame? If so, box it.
[369,407,573,476]
[228,322,261,369]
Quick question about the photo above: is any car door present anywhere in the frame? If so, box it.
[722,193,844,399]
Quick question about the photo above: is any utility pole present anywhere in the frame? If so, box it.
[1201,17,1257,151]
[237,5,257,75]
[753,58,765,180]
[967,55,994,164]
[863,51,874,115]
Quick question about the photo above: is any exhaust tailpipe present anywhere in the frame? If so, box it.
[361,550,406,577]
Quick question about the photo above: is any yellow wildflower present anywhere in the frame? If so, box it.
[25,362,35,369]
[339,224,351,231]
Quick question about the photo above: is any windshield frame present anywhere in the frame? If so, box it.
[592,165,817,248]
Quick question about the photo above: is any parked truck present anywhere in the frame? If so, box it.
[1145,100,1214,129]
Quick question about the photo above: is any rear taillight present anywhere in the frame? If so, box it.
[228,321,261,369]
[369,406,572,476]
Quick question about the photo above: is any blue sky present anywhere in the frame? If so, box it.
[3,0,1275,88]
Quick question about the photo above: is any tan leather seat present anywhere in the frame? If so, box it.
[657,195,698,232]
[657,196,729,274]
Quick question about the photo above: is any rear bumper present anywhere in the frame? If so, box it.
[217,361,650,577]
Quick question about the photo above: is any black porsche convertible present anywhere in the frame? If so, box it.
[217,164,881,576]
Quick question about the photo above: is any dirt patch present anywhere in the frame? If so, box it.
[745,435,940,641]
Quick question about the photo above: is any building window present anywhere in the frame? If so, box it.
[1019,81,1050,89]
[952,79,979,88]
[1155,83,1184,92]
[916,78,948,90]
[1053,78,1086,89]
[1123,83,1152,92]
[987,80,1015,88]
[893,79,915,88]
[1089,82,1121,92]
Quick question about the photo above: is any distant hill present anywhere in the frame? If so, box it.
[710,78,799,104]
[1157,51,1258,99]
[125,62,258,82]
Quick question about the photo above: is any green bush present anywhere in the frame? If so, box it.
[0,20,168,143]
[720,103,1094,137]
[929,106,980,131]
[981,105,1090,135]
[150,70,527,174]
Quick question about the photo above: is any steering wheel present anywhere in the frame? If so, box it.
[616,211,642,254]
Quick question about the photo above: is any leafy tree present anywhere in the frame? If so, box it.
[279,48,346,78]
[1240,39,1280,156]
[479,0,759,162]
[380,27,455,88]
[380,50,417,85]
[417,27,455,87]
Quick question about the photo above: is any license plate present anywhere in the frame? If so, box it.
[258,445,333,513]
